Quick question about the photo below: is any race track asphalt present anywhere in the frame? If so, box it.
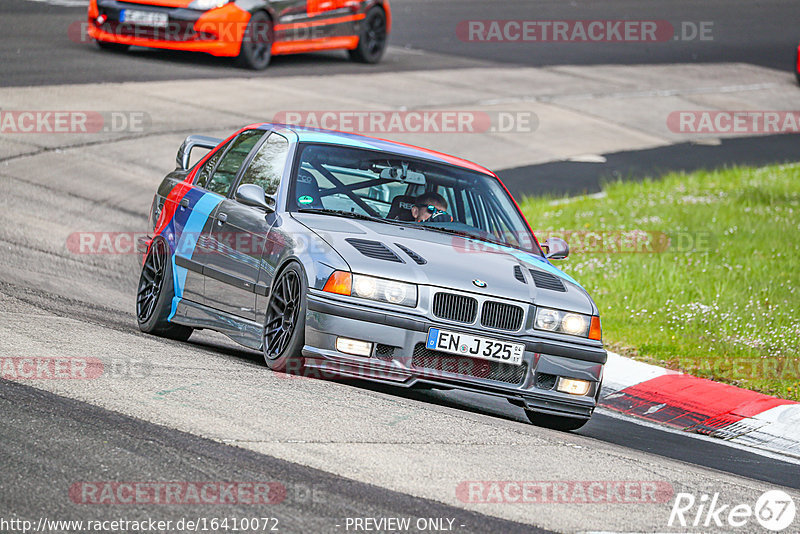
[2,1,799,532]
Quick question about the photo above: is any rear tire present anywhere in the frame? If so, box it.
[348,7,387,64]
[136,238,193,341]
[525,411,588,431]
[237,12,272,70]
[97,41,130,52]
[262,263,306,373]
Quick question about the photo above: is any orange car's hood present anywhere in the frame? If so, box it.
[122,0,197,8]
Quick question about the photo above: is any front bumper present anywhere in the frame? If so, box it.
[304,291,605,420]
[88,0,249,56]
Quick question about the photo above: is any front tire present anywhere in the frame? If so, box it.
[136,238,193,341]
[348,7,387,64]
[262,263,306,373]
[525,411,588,431]
[237,12,273,70]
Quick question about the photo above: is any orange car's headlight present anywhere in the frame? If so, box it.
[188,0,230,10]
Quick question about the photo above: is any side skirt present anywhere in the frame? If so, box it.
[171,298,263,350]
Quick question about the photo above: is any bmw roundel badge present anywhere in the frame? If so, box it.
[472,279,487,288]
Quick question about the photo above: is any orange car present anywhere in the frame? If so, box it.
[86,0,390,69]
[796,41,800,84]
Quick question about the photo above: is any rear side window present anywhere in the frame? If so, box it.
[239,133,290,196]
[205,130,264,196]
[195,139,231,189]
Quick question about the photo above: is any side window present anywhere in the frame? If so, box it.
[195,139,232,189]
[239,133,290,196]
[206,130,264,196]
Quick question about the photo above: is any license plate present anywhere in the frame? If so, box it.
[120,9,168,27]
[426,328,524,366]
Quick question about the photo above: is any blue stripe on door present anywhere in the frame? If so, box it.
[168,192,223,320]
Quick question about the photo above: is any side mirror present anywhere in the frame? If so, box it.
[542,237,569,260]
[235,184,275,212]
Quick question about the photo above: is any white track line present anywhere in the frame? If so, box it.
[23,0,88,7]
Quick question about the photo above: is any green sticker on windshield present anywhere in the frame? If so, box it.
[298,195,314,205]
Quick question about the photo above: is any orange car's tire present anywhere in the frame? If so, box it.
[237,11,272,70]
[97,40,130,52]
[348,6,387,64]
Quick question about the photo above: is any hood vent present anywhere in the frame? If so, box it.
[529,269,566,292]
[345,238,404,263]
[513,265,527,283]
[395,243,427,265]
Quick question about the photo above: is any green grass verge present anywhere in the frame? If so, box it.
[519,163,800,400]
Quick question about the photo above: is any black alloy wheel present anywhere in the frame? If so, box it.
[262,263,306,373]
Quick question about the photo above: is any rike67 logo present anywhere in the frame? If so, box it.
[669,490,796,531]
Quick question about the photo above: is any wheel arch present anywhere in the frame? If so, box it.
[364,0,391,33]
[255,252,346,329]
[271,256,309,293]
[235,1,277,28]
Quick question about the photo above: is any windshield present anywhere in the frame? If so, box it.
[288,143,541,254]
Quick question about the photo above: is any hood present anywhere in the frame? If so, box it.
[121,0,197,7]
[292,213,597,316]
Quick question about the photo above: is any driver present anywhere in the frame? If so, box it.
[411,192,452,223]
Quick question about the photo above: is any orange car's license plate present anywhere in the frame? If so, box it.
[120,10,168,27]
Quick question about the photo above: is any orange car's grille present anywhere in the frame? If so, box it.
[102,21,215,42]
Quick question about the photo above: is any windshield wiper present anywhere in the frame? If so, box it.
[296,208,387,224]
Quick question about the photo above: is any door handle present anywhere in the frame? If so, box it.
[217,212,228,225]
[179,198,189,208]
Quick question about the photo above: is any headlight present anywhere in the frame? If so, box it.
[561,313,588,336]
[534,307,599,339]
[353,275,377,299]
[352,274,417,307]
[188,0,230,10]
[323,271,417,307]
